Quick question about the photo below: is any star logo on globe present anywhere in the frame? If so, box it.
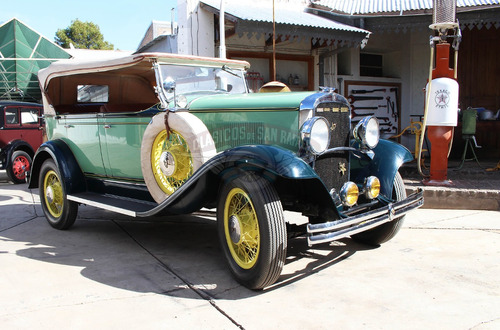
[434,89,450,109]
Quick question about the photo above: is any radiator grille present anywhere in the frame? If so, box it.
[314,102,351,193]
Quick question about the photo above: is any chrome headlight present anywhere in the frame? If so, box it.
[176,94,188,108]
[301,117,330,154]
[353,116,380,149]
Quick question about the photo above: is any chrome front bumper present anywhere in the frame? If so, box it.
[307,189,424,246]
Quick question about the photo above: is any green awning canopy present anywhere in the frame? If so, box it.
[0,18,71,102]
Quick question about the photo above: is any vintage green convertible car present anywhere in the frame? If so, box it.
[29,53,423,289]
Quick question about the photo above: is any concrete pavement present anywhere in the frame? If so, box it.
[0,171,499,329]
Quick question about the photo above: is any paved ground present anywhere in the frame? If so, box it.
[401,160,500,210]
[0,171,499,329]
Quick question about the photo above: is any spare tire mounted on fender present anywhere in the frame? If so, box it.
[141,111,216,203]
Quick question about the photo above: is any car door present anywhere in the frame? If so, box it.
[98,112,150,180]
[1,106,22,144]
[63,113,108,177]
[19,106,44,151]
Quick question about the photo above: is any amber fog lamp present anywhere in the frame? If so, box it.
[364,176,381,199]
[340,181,359,207]
[353,116,380,149]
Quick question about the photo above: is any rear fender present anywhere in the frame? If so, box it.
[1,140,35,169]
[350,139,413,198]
[28,140,86,194]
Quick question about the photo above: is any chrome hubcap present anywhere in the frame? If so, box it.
[228,215,241,244]
[45,186,54,204]
[159,151,175,176]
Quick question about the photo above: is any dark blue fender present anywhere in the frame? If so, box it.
[350,139,413,198]
[141,145,337,217]
[214,144,319,181]
[28,139,86,194]
[0,140,35,169]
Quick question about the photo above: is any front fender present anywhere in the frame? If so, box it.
[215,145,319,181]
[28,139,86,194]
[140,145,337,218]
[351,139,413,198]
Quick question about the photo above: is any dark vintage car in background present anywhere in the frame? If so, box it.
[28,53,423,289]
[0,101,44,183]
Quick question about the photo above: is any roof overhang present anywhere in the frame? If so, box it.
[310,0,500,16]
[309,0,500,32]
[200,0,371,49]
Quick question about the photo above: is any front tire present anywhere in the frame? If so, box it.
[6,150,32,184]
[217,174,286,290]
[352,171,407,246]
[39,159,78,230]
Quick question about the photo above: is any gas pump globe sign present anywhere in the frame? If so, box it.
[426,77,459,126]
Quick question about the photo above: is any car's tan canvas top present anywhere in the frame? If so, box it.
[38,52,250,91]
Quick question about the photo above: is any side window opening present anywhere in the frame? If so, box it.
[5,108,19,125]
[77,85,109,103]
[21,109,40,125]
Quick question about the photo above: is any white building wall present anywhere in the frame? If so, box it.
[177,0,215,56]
[176,0,434,151]
[406,29,432,151]
[335,28,432,151]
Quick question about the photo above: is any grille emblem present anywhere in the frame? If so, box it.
[338,162,347,176]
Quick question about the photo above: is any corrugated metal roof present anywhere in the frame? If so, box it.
[201,0,369,34]
[313,0,500,15]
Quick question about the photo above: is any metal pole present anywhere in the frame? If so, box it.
[219,0,226,59]
[272,0,276,80]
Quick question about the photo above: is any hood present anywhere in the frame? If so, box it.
[188,91,317,112]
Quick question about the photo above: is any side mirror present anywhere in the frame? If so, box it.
[163,78,176,93]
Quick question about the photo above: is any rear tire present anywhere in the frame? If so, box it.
[217,174,286,290]
[39,159,78,230]
[352,171,407,246]
[6,150,32,184]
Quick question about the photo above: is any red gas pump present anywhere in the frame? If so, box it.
[418,0,461,186]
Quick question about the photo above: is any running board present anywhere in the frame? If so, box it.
[68,192,156,217]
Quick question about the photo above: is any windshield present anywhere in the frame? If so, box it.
[159,64,248,96]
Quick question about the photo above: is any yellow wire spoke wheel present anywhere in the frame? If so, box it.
[224,188,260,269]
[43,170,64,218]
[141,112,217,204]
[38,159,78,230]
[151,130,193,196]
[217,174,287,290]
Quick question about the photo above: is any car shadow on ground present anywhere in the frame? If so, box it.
[3,200,378,300]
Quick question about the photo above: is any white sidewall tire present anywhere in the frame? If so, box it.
[141,112,216,203]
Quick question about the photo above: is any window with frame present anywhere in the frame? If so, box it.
[5,108,19,125]
[20,108,40,125]
[360,53,383,77]
[77,85,109,103]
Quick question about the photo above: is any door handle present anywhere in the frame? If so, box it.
[103,125,111,129]
[64,125,73,128]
